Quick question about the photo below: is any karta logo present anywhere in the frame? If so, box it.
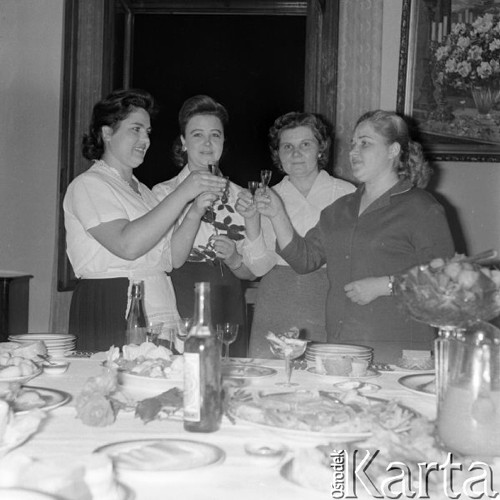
[330,450,499,499]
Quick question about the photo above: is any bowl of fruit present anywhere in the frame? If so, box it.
[394,253,500,328]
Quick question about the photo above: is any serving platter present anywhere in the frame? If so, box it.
[95,439,225,476]
[228,389,414,442]
[398,373,436,396]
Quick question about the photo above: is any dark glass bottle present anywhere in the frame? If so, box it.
[125,280,147,345]
[183,282,222,432]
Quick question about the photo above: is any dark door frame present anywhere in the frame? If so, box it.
[57,0,339,291]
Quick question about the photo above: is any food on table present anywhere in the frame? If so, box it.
[105,342,183,380]
[0,452,127,500]
[315,356,369,377]
[395,254,500,326]
[0,350,40,379]
[397,349,434,370]
[0,399,45,456]
[0,340,47,361]
[265,331,307,358]
[228,388,413,434]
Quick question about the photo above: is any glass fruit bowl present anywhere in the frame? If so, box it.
[394,255,500,328]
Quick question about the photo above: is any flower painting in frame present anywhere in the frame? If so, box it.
[397,0,500,161]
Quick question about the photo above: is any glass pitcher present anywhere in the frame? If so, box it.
[437,320,500,456]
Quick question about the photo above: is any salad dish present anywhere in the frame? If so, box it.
[227,388,415,441]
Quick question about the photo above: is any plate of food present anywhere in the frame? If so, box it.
[11,386,72,414]
[94,439,225,476]
[222,363,277,379]
[398,373,436,396]
[227,388,415,442]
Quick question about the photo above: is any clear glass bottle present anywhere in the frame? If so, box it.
[183,282,222,432]
[125,280,147,345]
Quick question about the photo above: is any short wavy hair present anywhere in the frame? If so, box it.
[268,112,331,171]
[82,88,157,161]
[172,95,229,167]
[355,110,431,188]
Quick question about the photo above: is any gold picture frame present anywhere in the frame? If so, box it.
[397,0,500,161]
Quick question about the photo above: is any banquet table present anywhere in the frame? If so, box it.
[5,356,439,500]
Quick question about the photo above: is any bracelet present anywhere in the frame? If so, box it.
[387,275,395,295]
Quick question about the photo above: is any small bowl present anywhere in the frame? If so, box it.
[42,360,70,375]
[244,440,287,466]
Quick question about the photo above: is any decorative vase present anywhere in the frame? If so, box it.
[471,86,500,117]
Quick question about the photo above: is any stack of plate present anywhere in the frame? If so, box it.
[9,333,76,358]
[305,342,373,365]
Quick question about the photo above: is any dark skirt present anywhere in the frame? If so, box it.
[169,261,248,357]
[249,266,328,358]
[69,278,128,352]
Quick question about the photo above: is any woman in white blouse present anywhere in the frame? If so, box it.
[236,112,355,358]
[64,89,225,351]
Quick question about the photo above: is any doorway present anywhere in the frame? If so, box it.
[128,14,306,188]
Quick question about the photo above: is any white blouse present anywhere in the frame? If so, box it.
[241,170,356,277]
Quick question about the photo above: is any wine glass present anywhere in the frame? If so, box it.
[176,317,192,342]
[216,323,239,362]
[248,181,260,201]
[260,170,272,193]
[269,340,307,387]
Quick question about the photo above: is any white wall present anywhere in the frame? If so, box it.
[381,0,500,255]
[0,0,63,331]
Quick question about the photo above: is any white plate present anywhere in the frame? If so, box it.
[0,366,42,385]
[13,386,72,414]
[307,367,381,380]
[398,373,436,396]
[222,363,277,379]
[95,439,225,475]
[9,334,76,341]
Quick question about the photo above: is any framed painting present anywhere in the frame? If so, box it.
[397,0,500,161]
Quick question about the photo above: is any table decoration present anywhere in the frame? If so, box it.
[394,252,500,404]
[266,330,308,387]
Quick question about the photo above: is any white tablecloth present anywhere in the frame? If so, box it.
[10,358,437,500]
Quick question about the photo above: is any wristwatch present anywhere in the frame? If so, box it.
[388,275,395,295]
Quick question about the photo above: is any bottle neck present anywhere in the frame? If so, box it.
[192,282,212,335]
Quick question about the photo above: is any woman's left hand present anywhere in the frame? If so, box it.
[211,235,237,262]
[344,277,387,305]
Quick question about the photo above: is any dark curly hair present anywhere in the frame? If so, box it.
[82,88,157,161]
[268,112,331,172]
[354,110,431,188]
[172,95,229,167]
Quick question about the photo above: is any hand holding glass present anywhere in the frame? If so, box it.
[217,323,239,362]
[248,181,260,201]
[260,170,272,192]
[270,340,307,386]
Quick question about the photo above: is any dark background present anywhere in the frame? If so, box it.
[130,14,306,189]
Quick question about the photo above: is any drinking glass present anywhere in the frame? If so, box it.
[248,181,260,201]
[146,322,164,345]
[260,170,272,192]
[270,340,307,387]
[216,323,239,362]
